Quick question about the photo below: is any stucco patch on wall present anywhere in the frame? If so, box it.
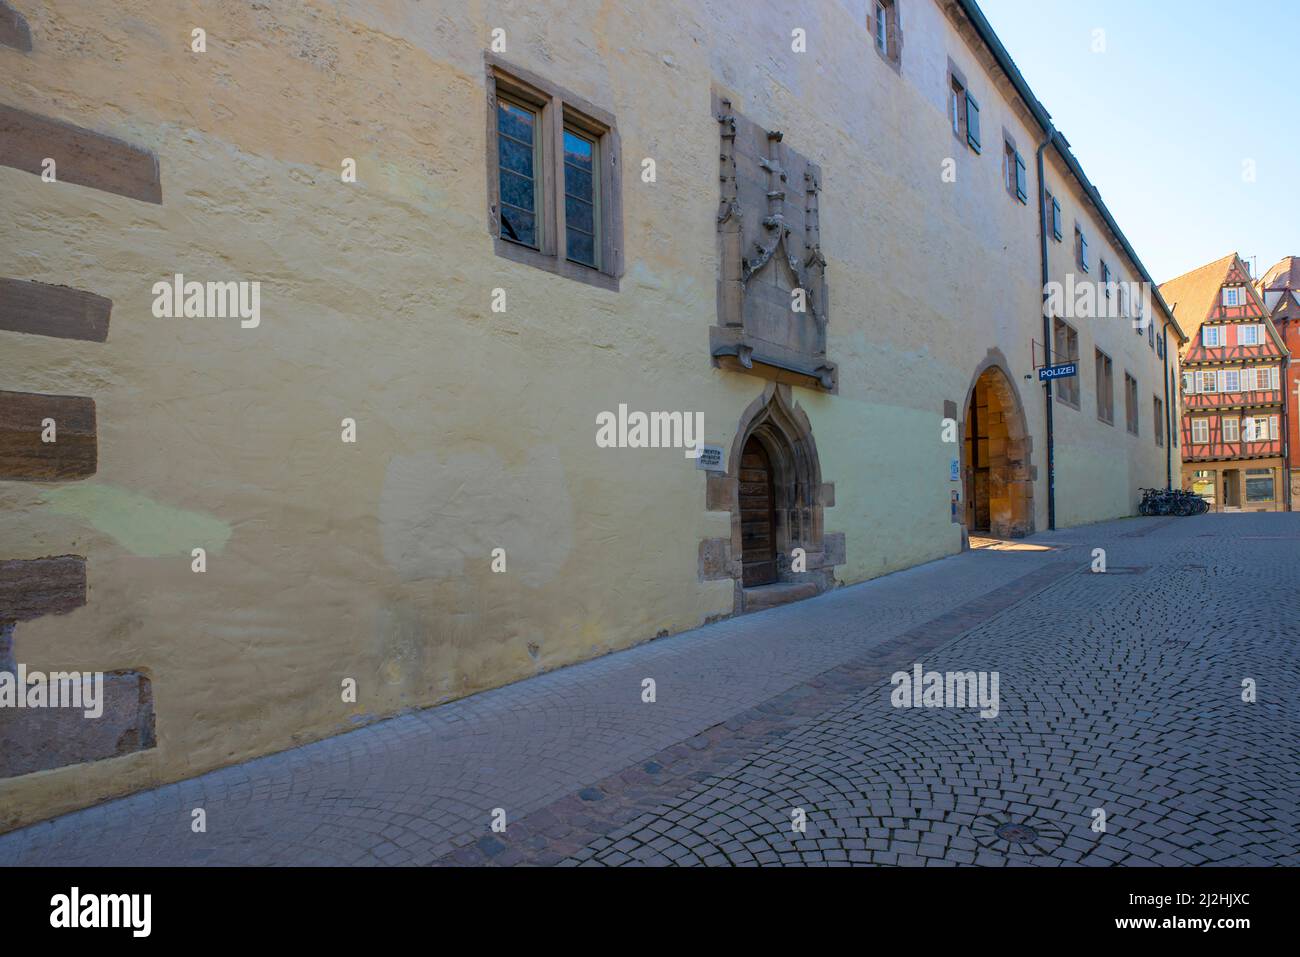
[379,446,575,588]
[39,484,231,557]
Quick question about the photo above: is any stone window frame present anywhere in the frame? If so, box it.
[1044,188,1062,241]
[1052,316,1080,409]
[871,0,903,70]
[1001,129,1026,204]
[1124,370,1140,436]
[484,53,623,291]
[947,61,972,146]
[1094,347,1114,425]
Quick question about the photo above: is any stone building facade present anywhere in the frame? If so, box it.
[0,0,1179,828]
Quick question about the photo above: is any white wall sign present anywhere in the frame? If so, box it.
[694,444,725,471]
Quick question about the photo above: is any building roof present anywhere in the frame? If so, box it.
[1259,255,1300,291]
[1158,253,1238,332]
[955,0,1187,343]
[1160,252,1291,358]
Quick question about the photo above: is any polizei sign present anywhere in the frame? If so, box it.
[1037,362,1078,381]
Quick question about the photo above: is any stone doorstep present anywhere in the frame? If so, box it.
[741,581,821,613]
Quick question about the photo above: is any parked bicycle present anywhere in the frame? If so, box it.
[1138,487,1208,516]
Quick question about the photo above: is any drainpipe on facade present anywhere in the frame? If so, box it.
[1036,129,1057,531]
[1162,320,1172,490]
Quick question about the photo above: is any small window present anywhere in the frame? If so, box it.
[1240,324,1260,346]
[1182,370,1197,395]
[949,76,966,138]
[1153,396,1163,446]
[563,128,599,268]
[1002,141,1027,203]
[1222,287,1242,307]
[1053,317,1080,407]
[1124,373,1139,435]
[1192,418,1209,443]
[1050,196,1062,241]
[497,98,541,249]
[1095,349,1114,425]
[965,92,981,153]
[1148,318,1154,348]
[1202,325,1222,347]
[1222,416,1240,442]
[487,58,623,289]
[1222,369,1240,392]
[1199,370,1218,392]
[1075,226,1089,272]
[1157,330,1165,359]
[872,1,900,64]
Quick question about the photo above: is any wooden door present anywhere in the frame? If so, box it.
[739,436,777,586]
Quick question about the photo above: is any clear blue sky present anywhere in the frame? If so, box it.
[978,0,1299,283]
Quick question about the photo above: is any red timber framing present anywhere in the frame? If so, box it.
[1173,254,1290,480]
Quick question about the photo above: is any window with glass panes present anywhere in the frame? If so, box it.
[563,128,598,268]
[496,98,541,249]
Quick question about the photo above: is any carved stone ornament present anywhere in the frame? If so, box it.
[711,92,836,392]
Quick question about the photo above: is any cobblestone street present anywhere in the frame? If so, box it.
[2,514,1297,866]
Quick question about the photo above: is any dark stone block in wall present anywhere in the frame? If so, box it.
[823,532,846,566]
[698,537,732,581]
[0,103,162,204]
[0,669,156,778]
[0,2,32,52]
[0,390,97,480]
[0,555,86,623]
[705,473,735,512]
[0,277,111,342]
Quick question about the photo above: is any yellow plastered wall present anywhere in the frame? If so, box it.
[0,0,1171,827]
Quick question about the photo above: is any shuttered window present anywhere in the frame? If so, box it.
[965,92,981,153]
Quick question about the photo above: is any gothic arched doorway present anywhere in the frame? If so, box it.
[963,364,1034,538]
[739,435,778,586]
[698,384,843,614]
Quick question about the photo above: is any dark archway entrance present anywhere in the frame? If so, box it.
[963,364,1034,538]
[739,436,777,586]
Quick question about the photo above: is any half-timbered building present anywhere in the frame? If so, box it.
[1161,253,1291,510]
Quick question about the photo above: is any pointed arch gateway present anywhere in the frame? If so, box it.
[962,356,1035,539]
[699,383,844,614]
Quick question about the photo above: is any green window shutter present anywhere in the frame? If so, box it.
[1014,153,1026,202]
[965,93,981,153]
